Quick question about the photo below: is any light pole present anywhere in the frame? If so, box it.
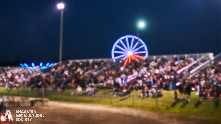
[136,20,146,37]
[57,2,65,64]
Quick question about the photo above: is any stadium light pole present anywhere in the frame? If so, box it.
[136,20,146,37]
[57,2,65,64]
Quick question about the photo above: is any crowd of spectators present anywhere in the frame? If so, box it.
[0,67,42,90]
[194,61,221,99]
[175,61,221,101]
[0,54,220,99]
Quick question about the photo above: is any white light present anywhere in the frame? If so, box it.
[138,21,145,28]
[1,115,4,121]
[127,51,133,56]
[57,3,65,10]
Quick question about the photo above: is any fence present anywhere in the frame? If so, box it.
[0,87,220,112]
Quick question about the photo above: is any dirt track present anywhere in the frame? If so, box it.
[8,101,190,124]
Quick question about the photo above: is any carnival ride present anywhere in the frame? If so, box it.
[111,35,148,68]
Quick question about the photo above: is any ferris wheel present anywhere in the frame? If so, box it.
[111,35,148,68]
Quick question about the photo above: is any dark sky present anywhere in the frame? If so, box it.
[0,0,221,63]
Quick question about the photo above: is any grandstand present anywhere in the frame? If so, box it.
[0,52,220,98]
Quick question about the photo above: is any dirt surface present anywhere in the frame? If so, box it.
[5,101,193,124]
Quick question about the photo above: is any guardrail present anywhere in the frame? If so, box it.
[177,56,205,74]
[189,52,221,78]
[214,53,221,65]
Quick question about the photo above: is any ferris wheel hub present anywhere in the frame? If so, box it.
[127,51,133,56]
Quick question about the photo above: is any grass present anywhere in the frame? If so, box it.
[0,87,221,123]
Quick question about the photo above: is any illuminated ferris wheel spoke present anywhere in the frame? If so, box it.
[130,37,134,50]
[134,45,144,52]
[135,58,140,62]
[133,54,146,60]
[126,37,130,50]
[134,51,147,54]
[114,51,125,54]
[128,56,132,64]
[132,42,139,51]
[123,57,129,68]
[120,40,128,50]
[114,54,126,60]
[123,56,127,60]
[116,45,126,52]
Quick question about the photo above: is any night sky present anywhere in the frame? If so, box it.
[0,0,221,63]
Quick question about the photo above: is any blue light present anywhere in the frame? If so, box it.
[40,62,43,67]
[49,63,54,67]
[46,62,50,67]
[31,63,35,67]
[40,66,47,70]
[20,63,24,67]
[21,62,53,70]
[24,63,28,67]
